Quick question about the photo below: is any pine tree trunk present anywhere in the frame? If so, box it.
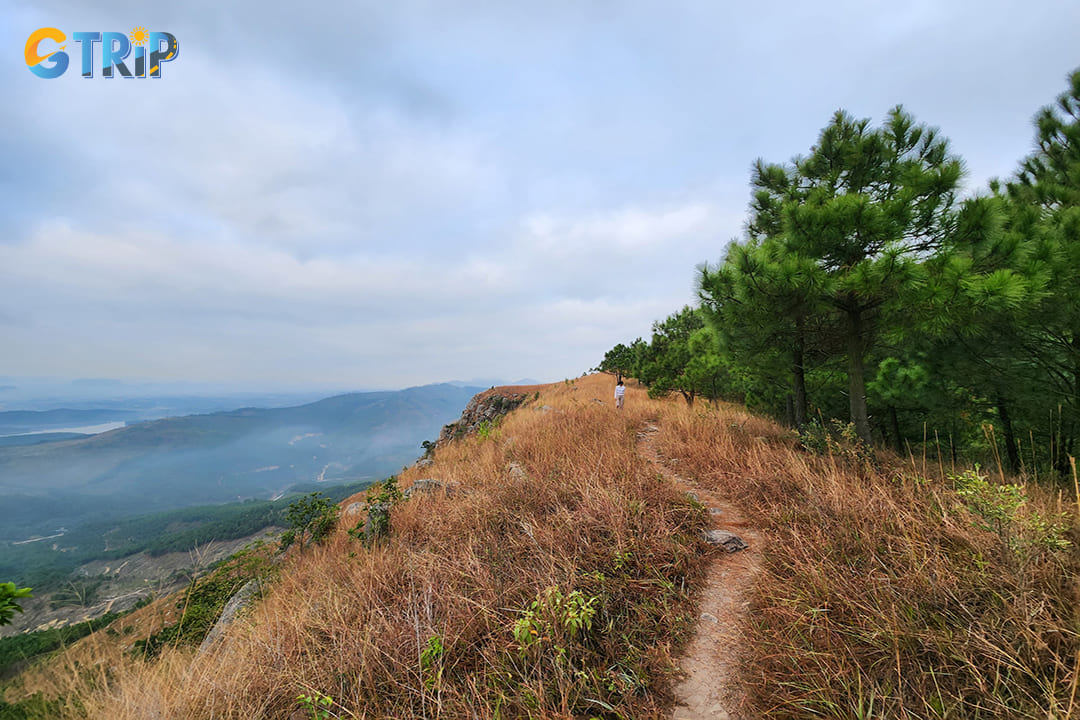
[792,323,808,430]
[1070,340,1080,472]
[995,395,1020,474]
[889,405,903,454]
[846,309,873,444]
[785,394,795,428]
[1054,407,1070,476]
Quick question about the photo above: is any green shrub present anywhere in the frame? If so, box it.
[798,418,874,466]
[952,467,1071,554]
[512,586,599,658]
[348,476,402,546]
[420,440,436,458]
[280,493,339,551]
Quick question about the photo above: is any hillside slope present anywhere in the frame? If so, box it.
[5,374,1077,719]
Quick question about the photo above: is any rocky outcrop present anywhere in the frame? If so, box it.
[701,529,748,553]
[403,478,458,498]
[437,389,527,446]
[197,579,261,654]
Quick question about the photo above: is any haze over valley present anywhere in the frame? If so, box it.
[0,383,482,542]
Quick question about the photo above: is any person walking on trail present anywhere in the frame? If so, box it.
[614,379,625,409]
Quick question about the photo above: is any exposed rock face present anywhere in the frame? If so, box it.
[360,500,394,543]
[437,390,526,446]
[403,478,459,498]
[197,579,261,654]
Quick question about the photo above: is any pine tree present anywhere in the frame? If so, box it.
[637,307,718,406]
[1004,68,1080,471]
[699,235,824,429]
[596,339,646,383]
[752,108,963,442]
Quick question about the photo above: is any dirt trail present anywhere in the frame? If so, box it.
[637,422,762,720]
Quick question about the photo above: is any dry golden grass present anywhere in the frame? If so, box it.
[2,591,184,707]
[86,375,711,719]
[653,401,1080,719]
[11,375,1079,719]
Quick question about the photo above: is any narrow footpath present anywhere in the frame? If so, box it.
[636,422,762,720]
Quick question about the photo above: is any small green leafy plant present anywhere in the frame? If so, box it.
[296,690,335,719]
[0,582,33,626]
[420,634,444,691]
[953,467,1023,541]
[512,586,599,658]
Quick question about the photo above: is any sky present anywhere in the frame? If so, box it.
[2,1,1078,391]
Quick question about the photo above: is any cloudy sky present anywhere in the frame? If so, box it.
[2,1,1078,390]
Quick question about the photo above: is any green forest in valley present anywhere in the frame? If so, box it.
[0,479,373,592]
[600,68,1080,479]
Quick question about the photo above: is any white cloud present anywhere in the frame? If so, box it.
[0,196,724,384]
[2,0,1079,387]
[2,221,511,311]
[521,203,714,257]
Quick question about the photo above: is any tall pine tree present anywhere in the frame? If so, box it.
[1005,69,1080,471]
[753,108,963,442]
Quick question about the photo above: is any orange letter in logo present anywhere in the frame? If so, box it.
[26,27,69,78]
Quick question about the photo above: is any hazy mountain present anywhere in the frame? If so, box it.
[0,376,364,417]
[0,433,90,448]
[0,383,481,540]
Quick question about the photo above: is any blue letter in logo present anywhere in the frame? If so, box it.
[73,32,101,78]
[148,32,179,78]
[102,32,132,78]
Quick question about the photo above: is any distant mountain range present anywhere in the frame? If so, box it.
[0,383,482,540]
[447,377,542,388]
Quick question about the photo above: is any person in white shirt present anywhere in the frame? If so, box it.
[614,379,625,409]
